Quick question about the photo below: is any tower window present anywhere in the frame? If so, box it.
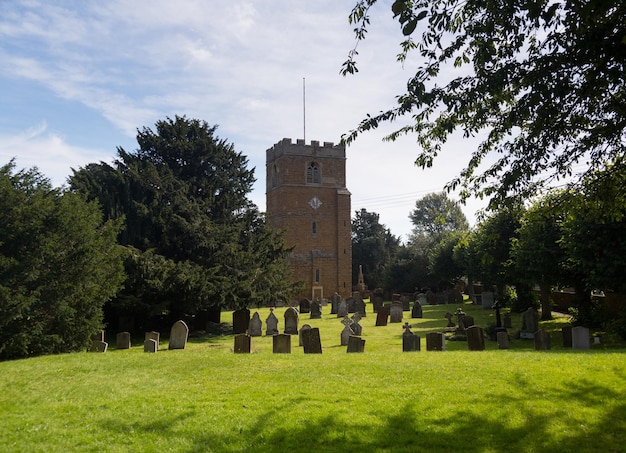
[312,221,317,234]
[315,269,320,283]
[306,162,321,184]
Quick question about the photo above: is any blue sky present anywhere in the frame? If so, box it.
[0,0,488,240]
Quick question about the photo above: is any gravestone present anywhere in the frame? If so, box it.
[503,312,512,329]
[572,326,590,350]
[232,308,250,335]
[372,294,384,313]
[89,340,108,353]
[351,313,363,336]
[389,302,403,323]
[400,295,411,311]
[284,307,299,335]
[168,320,189,350]
[426,332,446,351]
[497,331,510,349]
[416,293,427,306]
[521,307,539,339]
[462,315,475,329]
[376,305,390,326]
[145,331,160,350]
[266,308,279,335]
[143,339,158,353]
[248,312,262,337]
[412,302,423,319]
[354,298,367,317]
[337,299,348,318]
[91,330,105,342]
[331,292,341,314]
[426,290,437,305]
[346,335,366,353]
[562,326,573,348]
[444,312,455,327]
[402,323,420,352]
[341,316,354,346]
[299,298,311,314]
[302,327,322,354]
[234,334,251,353]
[273,334,291,353]
[466,326,485,351]
[534,329,551,350]
[481,291,495,309]
[310,300,322,319]
[116,332,131,350]
[299,324,312,346]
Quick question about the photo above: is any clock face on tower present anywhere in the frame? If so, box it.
[308,196,322,210]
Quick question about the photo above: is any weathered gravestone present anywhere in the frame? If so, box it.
[372,293,384,313]
[497,331,510,349]
[232,308,251,335]
[234,334,251,353]
[503,312,512,329]
[89,340,108,353]
[168,320,189,350]
[266,308,279,335]
[412,302,423,319]
[389,302,403,323]
[534,329,551,350]
[143,339,158,353]
[273,334,291,353]
[346,335,366,353]
[341,316,354,346]
[572,326,590,350]
[337,299,348,318]
[330,292,341,314]
[375,305,390,326]
[562,326,573,348]
[299,298,311,314]
[310,300,322,319]
[299,324,311,346]
[466,326,485,351]
[426,332,446,351]
[284,307,299,334]
[302,327,322,354]
[116,332,131,350]
[248,312,262,337]
[351,313,363,336]
[145,331,160,348]
[481,291,495,309]
[416,293,427,306]
[402,323,420,352]
[521,307,539,339]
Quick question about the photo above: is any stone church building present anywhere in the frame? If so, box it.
[266,138,352,301]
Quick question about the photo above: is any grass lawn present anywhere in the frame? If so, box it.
[1,303,625,452]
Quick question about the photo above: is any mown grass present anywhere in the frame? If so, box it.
[1,303,625,452]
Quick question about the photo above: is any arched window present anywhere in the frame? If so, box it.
[306,161,321,184]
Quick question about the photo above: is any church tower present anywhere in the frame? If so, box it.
[266,138,352,301]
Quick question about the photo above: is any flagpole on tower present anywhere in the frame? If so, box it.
[303,77,306,143]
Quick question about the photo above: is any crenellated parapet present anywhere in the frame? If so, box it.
[266,137,346,161]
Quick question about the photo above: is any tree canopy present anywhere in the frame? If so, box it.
[342,0,626,208]
[409,191,469,240]
[0,161,124,360]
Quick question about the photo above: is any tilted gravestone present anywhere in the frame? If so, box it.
[234,334,251,353]
[299,324,312,346]
[351,313,363,336]
[168,320,189,350]
[572,326,590,350]
[389,302,403,323]
[310,300,322,319]
[266,308,279,335]
[273,334,291,353]
[497,331,510,349]
[143,339,158,353]
[346,335,366,353]
[89,340,108,353]
[426,332,446,351]
[302,327,322,354]
[248,312,262,337]
[375,305,390,326]
[284,307,299,334]
[534,329,551,350]
[466,326,485,351]
[116,332,131,350]
[232,308,251,335]
[402,323,420,352]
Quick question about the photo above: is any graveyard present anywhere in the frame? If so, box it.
[1,300,625,452]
